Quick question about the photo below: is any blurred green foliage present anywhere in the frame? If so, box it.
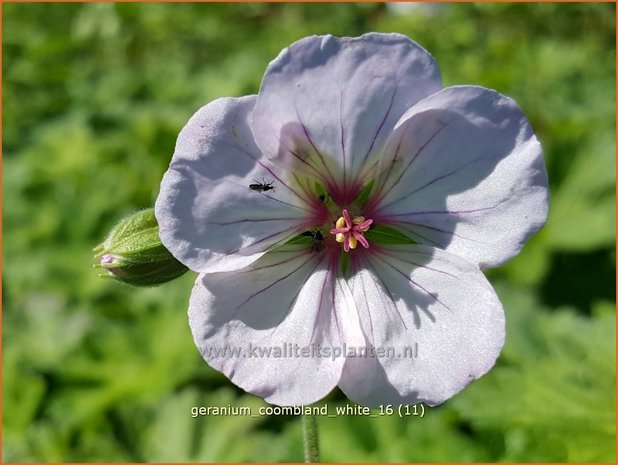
[3,3,615,462]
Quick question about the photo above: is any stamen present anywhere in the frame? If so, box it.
[329,209,373,253]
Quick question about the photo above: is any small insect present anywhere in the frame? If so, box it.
[301,230,325,252]
[249,178,276,193]
[318,193,330,204]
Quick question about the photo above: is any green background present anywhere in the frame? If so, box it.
[3,2,616,462]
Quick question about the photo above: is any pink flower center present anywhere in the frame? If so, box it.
[329,209,373,253]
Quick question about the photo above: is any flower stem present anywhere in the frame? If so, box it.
[301,414,320,462]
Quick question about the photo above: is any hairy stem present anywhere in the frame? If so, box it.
[301,414,320,462]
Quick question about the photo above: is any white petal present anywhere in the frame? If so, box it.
[189,245,364,406]
[252,33,441,194]
[369,86,549,268]
[155,96,313,273]
[338,245,504,407]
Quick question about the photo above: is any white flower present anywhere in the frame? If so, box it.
[155,33,548,407]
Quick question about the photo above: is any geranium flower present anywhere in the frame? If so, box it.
[155,33,548,407]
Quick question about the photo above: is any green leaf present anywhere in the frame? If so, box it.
[452,283,616,462]
[544,123,615,251]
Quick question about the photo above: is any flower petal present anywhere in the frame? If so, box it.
[155,96,313,273]
[252,33,441,198]
[368,86,549,268]
[189,244,364,406]
[338,244,504,407]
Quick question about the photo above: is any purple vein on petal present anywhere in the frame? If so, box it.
[232,249,315,275]
[393,247,468,265]
[260,192,313,213]
[225,225,299,255]
[361,86,396,166]
[377,154,497,211]
[310,264,334,344]
[268,255,326,340]
[400,228,444,248]
[293,104,338,187]
[385,199,509,218]
[395,221,487,245]
[373,131,405,200]
[374,120,450,207]
[359,270,378,343]
[366,257,409,331]
[207,217,304,226]
[264,245,307,254]
[291,173,315,200]
[339,88,346,192]
[397,119,450,179]
[375,254,454,316]
[283,142,324,177]
[379,250,460,280]
[332,274,344,345]
[234,253,317,312]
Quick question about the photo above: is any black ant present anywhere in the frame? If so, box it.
[249,178,276,193]
[301,230,325,252]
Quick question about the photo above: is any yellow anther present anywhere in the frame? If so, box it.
[335,216,346,229]
[335,233,345,243]
[348,235,358,249]
[352,216,365,224]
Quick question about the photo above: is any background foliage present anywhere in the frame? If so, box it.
[3,3,615,462]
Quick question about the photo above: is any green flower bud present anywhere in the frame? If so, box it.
[94,208,189,286]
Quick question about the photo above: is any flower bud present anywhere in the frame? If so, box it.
[94,208,188,286]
